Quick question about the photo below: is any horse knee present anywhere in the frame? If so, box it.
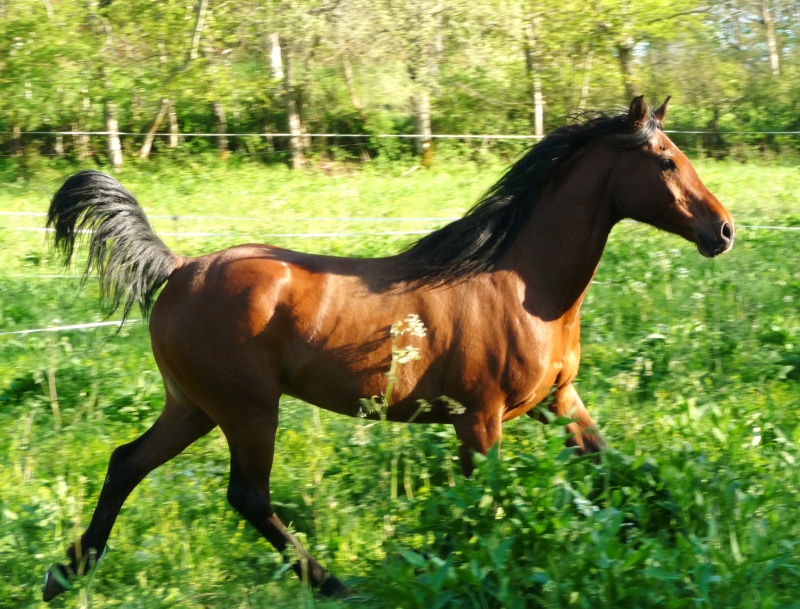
[226,480,247,514]
[226,480,272,521]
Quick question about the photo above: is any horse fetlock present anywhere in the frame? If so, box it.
[569,426,606,456]
[318,573,349,598]
[43,545,106,601]
[582,427,606,454]
[287,551,346,597]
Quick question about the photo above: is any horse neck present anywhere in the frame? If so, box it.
[499,146,618,320]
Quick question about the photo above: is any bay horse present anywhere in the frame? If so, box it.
[43,96,734,601]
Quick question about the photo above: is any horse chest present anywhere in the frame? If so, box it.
[499,315,581,414]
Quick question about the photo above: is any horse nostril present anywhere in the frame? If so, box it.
[721,222,733,242]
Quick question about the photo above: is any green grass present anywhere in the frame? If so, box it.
[1,156,799,608]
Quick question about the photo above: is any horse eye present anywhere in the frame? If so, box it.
[660,157,676,171]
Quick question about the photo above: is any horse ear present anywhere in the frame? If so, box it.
[628,95,648,130]
[654,96,671,123]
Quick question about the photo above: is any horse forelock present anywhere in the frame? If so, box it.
[394,108,661,287]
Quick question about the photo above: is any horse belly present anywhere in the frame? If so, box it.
[282,358,380,417]
[281,339,449,422]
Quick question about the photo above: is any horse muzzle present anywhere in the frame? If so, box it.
[696,221,734,258]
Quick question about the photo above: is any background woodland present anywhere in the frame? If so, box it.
[2,0,799,167]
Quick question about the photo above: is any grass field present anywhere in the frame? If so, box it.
[1,156,799,608]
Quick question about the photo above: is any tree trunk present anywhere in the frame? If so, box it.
[342,55,364,113]
[282,42,304,169]
[78,84,92,161]
[98,63,122,169]
[88,14,116,167]
[331,14,370,162]
[524,14,545,137]
[286,95,304,169]
[44,111,62,157]
[617,38,637,100]
[190,0,209,61]
[702,107,727,160]
[270,32,284,81]
[212,100,229,159]
[341,53,370,162]
[10,122,22,157]
[761,0,780,75]
[73,128,90,161]
[412,87,433,167]
[334,23,364,116]
[577,47,594,111]
[270,32,303,168]
[263,126,275,154]
[139,99,171,159]
[105,100,123,169]
[168,103,179,148]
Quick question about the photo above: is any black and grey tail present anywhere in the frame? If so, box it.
[47,170,179,321]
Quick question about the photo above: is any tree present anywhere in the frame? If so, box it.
[1,0,799,164]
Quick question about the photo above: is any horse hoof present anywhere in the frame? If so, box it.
[42,564,72,602]
[319,574,349,598]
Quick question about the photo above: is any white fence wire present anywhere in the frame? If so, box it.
[1,212,798,238]
[5,130,800,138]
[1,134,797,336]
[1,214,797,337]
[0,320,140,337]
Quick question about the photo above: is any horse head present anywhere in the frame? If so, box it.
[611,96,734,258]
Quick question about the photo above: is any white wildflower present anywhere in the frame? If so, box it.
[391,314,427,338]
[443,397,466,415]
[393,346,421,365]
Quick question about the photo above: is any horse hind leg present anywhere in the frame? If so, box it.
[221,404,347,598]
[43,395,216,602]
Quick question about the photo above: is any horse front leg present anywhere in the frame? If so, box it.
[451,407,504,477]
[530,383,605,454]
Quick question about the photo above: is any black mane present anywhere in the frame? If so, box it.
[395,107,662,286]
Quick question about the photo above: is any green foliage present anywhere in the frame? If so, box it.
[2,0,799,163]
[0,160,799,607]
